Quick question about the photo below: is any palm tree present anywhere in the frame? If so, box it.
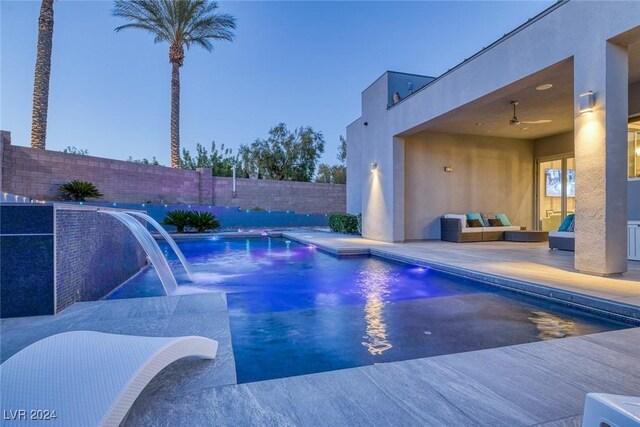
[31,0,55,150]
[113,0,236,168]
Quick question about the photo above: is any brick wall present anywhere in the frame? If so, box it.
[1,135,346,213]
[213,177,345,213]
[55,207,147,313]
[2,144,202,204]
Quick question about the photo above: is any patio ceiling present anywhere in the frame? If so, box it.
[400,59,574,140]
[402,43,639,141]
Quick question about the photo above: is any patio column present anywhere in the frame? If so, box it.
[574,41,628,275]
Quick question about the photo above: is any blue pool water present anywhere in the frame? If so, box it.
[110,237,629,383]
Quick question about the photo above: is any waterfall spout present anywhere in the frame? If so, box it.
[127,211,193,280]
[100,211,179,295]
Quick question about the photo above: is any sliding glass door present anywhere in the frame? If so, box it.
[537,156,575,231]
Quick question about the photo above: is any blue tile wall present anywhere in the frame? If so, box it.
[63,202,329,231]
[0,235,54,318]
[55,209,147,312]
[0,204,53,234]
[0,204,147,317]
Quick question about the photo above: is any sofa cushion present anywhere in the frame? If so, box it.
[461,227,482,233]
[466,213,484,226]
[567,216,576,232]
[481,212,495,227]
[467,219,483,227]
[495,213,511,226]
[481,226,520,232]
[549,231,575,238]
[444,214,467,228]
[488,218,503,226]
[558,214,575,232]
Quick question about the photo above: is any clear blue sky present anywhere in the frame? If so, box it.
[1,0,553,166]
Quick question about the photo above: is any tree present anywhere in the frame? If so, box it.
[315,135,346,184]
[315,164,346,184]
[63,146,89,155]
[240,123,325,181]
[127,156,160,165]
[337,134,346,164]
[180,141,236,176]
[30,0,55,150]
[113,0,236,168]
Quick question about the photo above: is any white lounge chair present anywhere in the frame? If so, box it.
[582,393,640,427]
[0,331,218,426]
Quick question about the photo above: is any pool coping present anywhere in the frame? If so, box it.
[282,232,640,324]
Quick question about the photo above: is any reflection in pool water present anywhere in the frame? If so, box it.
[358,265,395,355]
[528,310,576,340]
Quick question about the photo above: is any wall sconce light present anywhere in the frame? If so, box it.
[444,166,453,172]
[371,162,378,172]
[579,91,595,114]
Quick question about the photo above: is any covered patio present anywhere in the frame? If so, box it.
[347,0,640,276]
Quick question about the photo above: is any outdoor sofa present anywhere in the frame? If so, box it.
[441,213,521,243]
[549,213,575,251]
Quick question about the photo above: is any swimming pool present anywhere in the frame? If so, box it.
[109,237,630,383]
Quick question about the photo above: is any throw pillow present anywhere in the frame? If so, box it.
[481,212,495,227]
[495,213,511,226]
[567,217,576,232]
[488,218,503,227]
[558,214,575,232]
[466,213,484,226]
[467,219,483,227]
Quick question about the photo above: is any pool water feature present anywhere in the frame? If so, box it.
[127,211,194,280]
[109,237,631,383]
[100,211,179,295]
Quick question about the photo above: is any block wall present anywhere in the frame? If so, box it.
[1,140,346,213]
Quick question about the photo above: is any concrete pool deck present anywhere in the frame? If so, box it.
[282,231,640,321]
[122,327,640,427]
[0,293,237,389]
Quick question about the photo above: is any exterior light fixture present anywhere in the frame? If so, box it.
[363,121,368,126]
[579,91,595,114]
[536,83,553,91]
[444,166,452,172]
[371,162,378,172]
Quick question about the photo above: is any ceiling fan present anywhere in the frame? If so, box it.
[508,100,552,126]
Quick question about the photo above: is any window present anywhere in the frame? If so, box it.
[629,118,640,179]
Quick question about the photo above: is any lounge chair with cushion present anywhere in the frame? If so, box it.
[549,214,575,251]
[0,331,218,427]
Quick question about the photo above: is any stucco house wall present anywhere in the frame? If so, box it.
[534,132,574,159]
[347,1,639,236]
[404,133,534,240]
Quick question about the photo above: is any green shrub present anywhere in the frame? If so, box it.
[163,210,191,233]
[329,213,361,234]
[163,210,221,233]
[187,211,221,233]
[60,180,103,201]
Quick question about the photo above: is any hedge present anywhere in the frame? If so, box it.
[328,213,361,234]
